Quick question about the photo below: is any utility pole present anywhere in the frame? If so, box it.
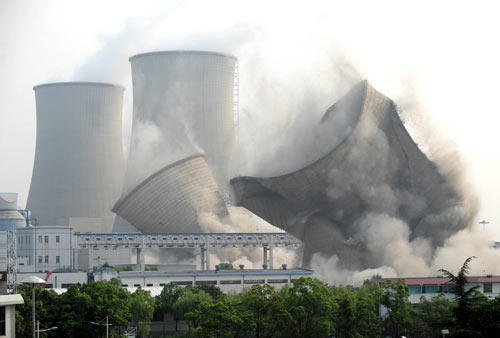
[479,220,490,231]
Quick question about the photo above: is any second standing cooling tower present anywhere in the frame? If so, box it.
[122,51,237,200]
[27,82,125,232]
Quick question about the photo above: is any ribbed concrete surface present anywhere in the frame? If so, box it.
[231,81,466,269]
[123,51,236,201]
[114,155,228,233]
[27,82,125,231]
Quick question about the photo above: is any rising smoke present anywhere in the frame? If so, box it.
[65,2,499,281]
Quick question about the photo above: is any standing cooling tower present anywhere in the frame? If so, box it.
[123,51,237,200]
[27,82,125,232]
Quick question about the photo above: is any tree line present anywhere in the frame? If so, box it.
[15,257,500,337]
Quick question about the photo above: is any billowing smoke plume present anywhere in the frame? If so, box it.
[61,2,499,280]
[196,205,301,269]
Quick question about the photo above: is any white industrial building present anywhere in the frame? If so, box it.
[373,276,500,304]
[26,82,126,233]
[16,226,74,272]
[17,271,87,290]
[94,267,314,295]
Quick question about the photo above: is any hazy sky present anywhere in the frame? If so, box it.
[1,0,499,237]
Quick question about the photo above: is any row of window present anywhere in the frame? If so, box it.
[408,283,493,294]
[38,255,61,264]
[121,279,297,288]
[18,235,61,245]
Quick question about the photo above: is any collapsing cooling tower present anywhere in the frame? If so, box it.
[121,51,237,202]
[231,81,471,269]
[113,154,229,233]
[27,82,125,232]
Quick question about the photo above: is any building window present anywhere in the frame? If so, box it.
[439,284,455,293]
[38,236,42,243]
[244,280,265,284]
[56,236,60,243]
[45,256,49,264]
[146,283,153,287]
[61,283,75,288]
[423,284,438,293]
[38,256,42,264]
[408,285,422,294]
[44,236,49,244]
[56,256,60,264]
[220,280,242,285]
[267,279,289,284]
[172,281,192,286]
[195,281,217,285]
[134,284,141,287]
[484,283,493,293]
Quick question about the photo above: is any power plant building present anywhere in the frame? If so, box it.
[121,51,237,206]
[27,82,125,232]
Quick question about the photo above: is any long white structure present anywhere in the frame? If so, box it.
[121,51,237,206]
[94,268,315,294]
[75,232,303,271]
[27,82,125,232]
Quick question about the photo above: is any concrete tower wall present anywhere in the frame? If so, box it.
[27,82,125,232]
[123,51,236,200]
[113,154,229,233]
[232,81,468,269]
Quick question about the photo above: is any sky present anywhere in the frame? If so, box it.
[1,0,500,240]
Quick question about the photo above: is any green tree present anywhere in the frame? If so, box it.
[217,262,234,270]
[439,256,480,337]
[156,283,183,317]
[193,283,223,299]
[380,279,414,338]
[239,284,291,338]
[173,289,212,329]
[130,287,155,338]
[413,293,456,338]
[16,285,59,338]
[54,281,131,338]
[356,282,383,338]
[334,286,360,338]
[187,295,249,338]
[469,292,500,337]
[282,277,337,338]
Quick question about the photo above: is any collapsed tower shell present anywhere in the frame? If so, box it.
[113,154,229,233]
[122,51,237,202]
[27,82,125,232]
[231,81,469,269]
